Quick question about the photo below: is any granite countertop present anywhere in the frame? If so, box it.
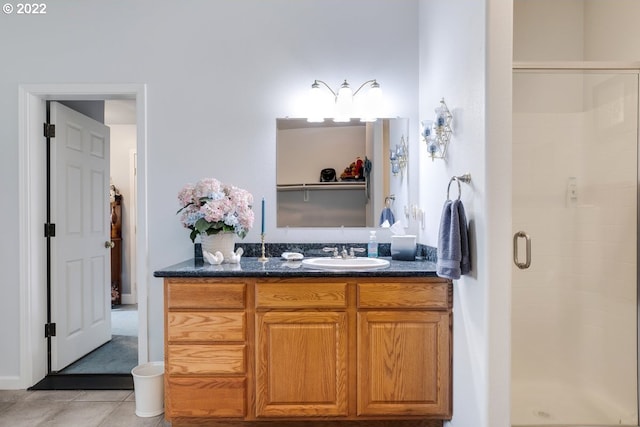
[154,257,438,278]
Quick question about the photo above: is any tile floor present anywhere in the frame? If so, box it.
[0,389,170,426]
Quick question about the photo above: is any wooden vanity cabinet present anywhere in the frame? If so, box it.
[163,277,452,425]
[255,282,349,417]
[357,282,452,417]
[164,279,249,419]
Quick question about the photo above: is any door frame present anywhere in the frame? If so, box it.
[122,148,138,305]
[17,83,148,387]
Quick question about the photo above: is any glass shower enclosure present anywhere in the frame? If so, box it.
[512,69,639,425]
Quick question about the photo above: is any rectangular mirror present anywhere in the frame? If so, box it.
[276,118,409,228]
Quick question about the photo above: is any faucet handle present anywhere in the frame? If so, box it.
[323,247,339,258]
[349,247,366,257]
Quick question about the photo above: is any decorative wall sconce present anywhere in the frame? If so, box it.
[307,79,382,123]
[421,98,453,161]
[389,135,407,176]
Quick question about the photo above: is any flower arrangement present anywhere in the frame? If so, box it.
[177,178,254,242]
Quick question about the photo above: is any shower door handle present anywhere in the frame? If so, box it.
[513,231,531,269]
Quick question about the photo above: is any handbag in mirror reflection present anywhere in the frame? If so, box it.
[320,168,337,182]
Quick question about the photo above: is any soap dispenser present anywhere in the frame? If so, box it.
[368,230,378,258]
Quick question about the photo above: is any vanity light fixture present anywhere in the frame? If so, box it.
[421,98,453,161]
[307,79,382,123]
[389,135,408,176]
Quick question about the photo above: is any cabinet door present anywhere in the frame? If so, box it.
[256,311,348,417]
[358,311,451,417]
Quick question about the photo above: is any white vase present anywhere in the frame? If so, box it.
[201,232,236,263]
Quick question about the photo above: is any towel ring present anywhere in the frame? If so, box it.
[385,195,395,208]
[447,177,462,201]
[446,174,471,201]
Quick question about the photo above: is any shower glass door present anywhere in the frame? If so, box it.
[512,70,639,426]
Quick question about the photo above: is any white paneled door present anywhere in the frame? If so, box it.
[50,102,111,371]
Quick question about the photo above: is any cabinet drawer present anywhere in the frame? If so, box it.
[168,312,245,342]
[167,281,245,309]
[358,281,450,309]
[167,344,245,375]
[256,282,347,309]
[167,377,245,418]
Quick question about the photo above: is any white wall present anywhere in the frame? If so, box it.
[0,0,418,383]
[1,1,516,424]
[513,0,585,62]
[419,0,512,426]
[514,0,640,63]
[584,0,640,61]
[108,124,136,298]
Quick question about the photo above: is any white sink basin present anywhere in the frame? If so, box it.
[301,257,390,271]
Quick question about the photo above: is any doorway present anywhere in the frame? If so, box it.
[17,84,149,389]
[511,69,639,425]
[43,100,139,379]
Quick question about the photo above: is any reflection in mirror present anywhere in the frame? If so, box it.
[276,118,409,228]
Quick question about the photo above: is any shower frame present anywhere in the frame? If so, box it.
[512,61,640,427]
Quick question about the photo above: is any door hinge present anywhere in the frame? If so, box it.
[43,123,55,138]
[44,223,56,238]
[44,323,56,338]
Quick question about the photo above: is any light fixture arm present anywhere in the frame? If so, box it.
[312,80,337,98]
[352,79,378,97]
[421,97,453,161]
[307,78,382,123]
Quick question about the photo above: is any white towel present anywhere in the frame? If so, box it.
[436,199,470,279]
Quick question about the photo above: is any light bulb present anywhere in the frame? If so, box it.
[421,120,433,140]
[307,81,327,123]
[361,81,382,122]
[334,80,353,122]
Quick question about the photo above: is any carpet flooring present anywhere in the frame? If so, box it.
[60,335,138,374]
[110,306,138,337]
[59,305,138,375]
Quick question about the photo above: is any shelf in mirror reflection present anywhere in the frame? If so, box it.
[277,182,366,191]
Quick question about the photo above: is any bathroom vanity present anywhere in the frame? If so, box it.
[155,258,452,427]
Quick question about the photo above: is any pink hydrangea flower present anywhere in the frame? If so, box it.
[177,178,255,242]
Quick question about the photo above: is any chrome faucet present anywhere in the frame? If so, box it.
[340,247,349,259]
[323,246,366,259]
[349,247,366,258]
[323,247,340,258]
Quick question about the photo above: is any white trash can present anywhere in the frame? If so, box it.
[131,361,165,417]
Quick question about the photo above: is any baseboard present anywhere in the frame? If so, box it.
[121,294,136,305]
[0,375,25,390]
